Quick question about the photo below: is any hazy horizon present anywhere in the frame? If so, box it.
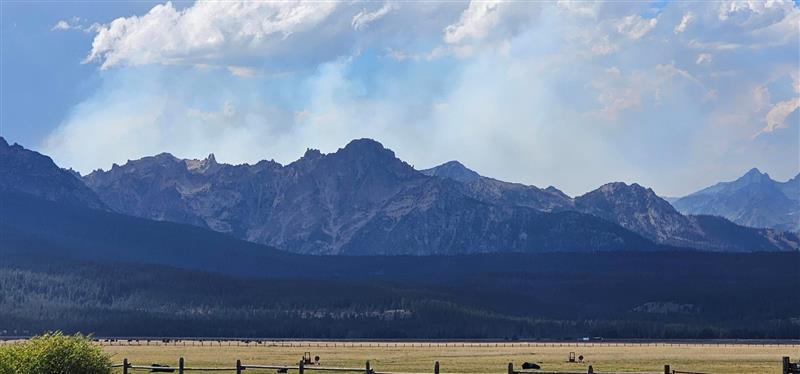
[1,1,798,196]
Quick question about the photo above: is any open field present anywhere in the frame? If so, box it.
[99,341,800,373]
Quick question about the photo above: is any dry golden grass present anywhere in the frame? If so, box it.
[101,341,799,373]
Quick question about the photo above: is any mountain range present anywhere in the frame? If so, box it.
[671,168,799,233]
[422,161,798,251]
[1,137,797,255]
[1,136,799,339]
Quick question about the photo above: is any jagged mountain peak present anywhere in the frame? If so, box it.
[738,167,772,184]
[52,137,796,253]
[593,182,656,197]
[420,160,482,183]
[337,138,397,160]
[102,152,179,173]
[185,153,220,173]
[672,167,798,232]
[302,148,323,160]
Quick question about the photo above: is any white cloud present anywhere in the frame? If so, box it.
[760,98,800,136]
[615,14,658,40]
[589,63,706,119]
[674,12,694,34]
[52,17,101,33]
[695,53,712,65]
[590,35,617,56]
[227,66,259,78]
[752,85,771,112]
[85,1,339,69]
[46,0,800,196]
[687,39,742,51]
[443,1,539,46]
[444,1,503,44]
[556,0,599,19]
[352,2,395,31]
[718,0,794,22]
[52,20,72,31]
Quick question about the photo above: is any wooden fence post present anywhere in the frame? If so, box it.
[179,357,184,374]
[236,359,242,374]
[122,358,128,374]
[507,362,513,374]
[664,364,670,374]
[784,357,791,374]
[299,361,305,374]
[434,361,439,374]
[588,365,593,374]
[365,360,371,374]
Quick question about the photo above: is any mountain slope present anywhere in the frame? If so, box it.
[420,161,573,212]
[85,139,657,255]
[0,137,105,209]
[422,160,798,252]
[343,176,653,255]
[575,182,707,247]
[574,182,798,252]
[672,168,799,232]
[0,190,293,276]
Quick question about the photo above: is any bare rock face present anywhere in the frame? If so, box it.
[82,138,796,254]
[0,137,105,210]
[421,161,573,212]
[83,139,655,255]
[575,182,704,246]
[573,182,798,252]
[423,160,798,252]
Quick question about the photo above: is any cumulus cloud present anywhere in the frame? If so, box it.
[443,1,539,46]
[443,1,503,44]
[45,0,800,195]
[615,14,658,40]
[84,1,339,69]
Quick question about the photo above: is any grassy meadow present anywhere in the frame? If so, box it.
[98,341,799,373]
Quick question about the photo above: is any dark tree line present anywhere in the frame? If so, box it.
[1,256,798,339]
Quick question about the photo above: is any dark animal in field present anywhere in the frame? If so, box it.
[522,362,541,369]
[276,369,288,373]
[150,363,175,373]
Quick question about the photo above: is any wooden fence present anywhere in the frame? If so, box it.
[114,358,710,374]
[116,358,424,374]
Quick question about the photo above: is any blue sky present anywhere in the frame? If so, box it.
[1,0,798,196]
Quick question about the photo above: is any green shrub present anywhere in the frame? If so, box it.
[0,332,111,374]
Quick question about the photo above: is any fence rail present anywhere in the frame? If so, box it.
[116,358,410,374]
[114,358,718,374]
